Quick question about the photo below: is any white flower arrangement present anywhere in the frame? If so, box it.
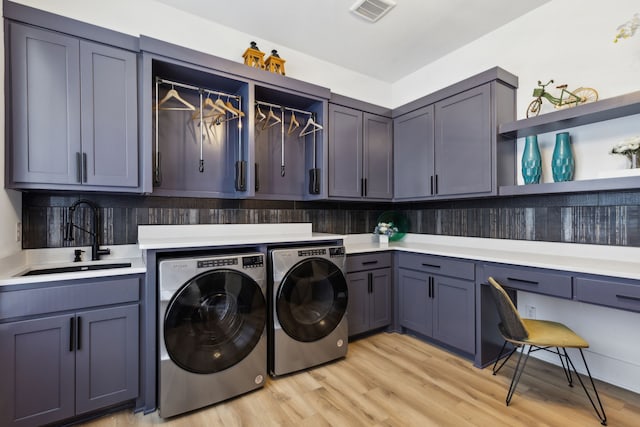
[614,13,639,43]
[373,221,399,236]
[610,136,640,165]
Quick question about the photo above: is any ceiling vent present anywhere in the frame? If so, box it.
[350,0,396,23]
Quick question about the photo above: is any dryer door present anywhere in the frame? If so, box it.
[164,269,266,374]
[276,258,348,342]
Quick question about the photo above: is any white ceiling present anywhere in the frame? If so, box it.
[155,0,550,83]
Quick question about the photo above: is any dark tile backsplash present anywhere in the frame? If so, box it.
[22,189,640,249]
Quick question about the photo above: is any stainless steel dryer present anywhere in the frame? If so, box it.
[158,253,266,418]
[269,245,348,376]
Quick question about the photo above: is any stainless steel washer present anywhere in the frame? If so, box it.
[269,245,348,376]
[158,253,266,418]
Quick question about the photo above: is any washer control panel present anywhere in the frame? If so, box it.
[197,258,238,268]
[242,255,264,269]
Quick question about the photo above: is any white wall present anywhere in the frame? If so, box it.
[392,0,640,113]
[12,0,391,106]
[0,0,21,258]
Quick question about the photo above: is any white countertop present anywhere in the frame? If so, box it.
[343,234,640,280]
[2,224,640,286]
[0,245,145,286]
[137,223,343,249]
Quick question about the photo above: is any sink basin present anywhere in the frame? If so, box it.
[21,262,132,276]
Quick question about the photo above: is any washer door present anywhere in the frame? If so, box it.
[276,258,348,342]
[164,269,266,374]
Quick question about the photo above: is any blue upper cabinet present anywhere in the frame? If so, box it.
[392,67,518,201]
[434,84,492,196]
[328,102,393,200]
[7,22,139,191]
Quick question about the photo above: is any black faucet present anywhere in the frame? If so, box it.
[63,199,111,261]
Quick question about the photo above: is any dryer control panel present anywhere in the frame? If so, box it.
[329,247,345,257]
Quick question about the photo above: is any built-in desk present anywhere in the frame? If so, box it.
[343,233,640,372]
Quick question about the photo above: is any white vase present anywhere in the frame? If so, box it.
[378,234,389,247]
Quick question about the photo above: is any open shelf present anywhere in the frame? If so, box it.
[499,90,640,139]
[499,175,640,196]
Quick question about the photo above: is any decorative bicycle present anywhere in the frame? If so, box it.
[526,80,598,118]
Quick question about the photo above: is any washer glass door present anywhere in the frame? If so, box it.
[164,269,266,374]
[276,258,348,342]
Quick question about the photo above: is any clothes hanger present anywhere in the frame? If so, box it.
[224,98,245,117]
[299,115,323,137]
[204,96,227,117]
[287,111,300,135]
[256,105,267,122]
[157,86,196,111]
[262,106,282,130]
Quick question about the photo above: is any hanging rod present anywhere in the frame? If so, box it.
[255,100,314,116]
[156,77,240,100]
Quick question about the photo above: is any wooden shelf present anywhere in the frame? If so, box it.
[499,90,640,139]
[499,176,640,196]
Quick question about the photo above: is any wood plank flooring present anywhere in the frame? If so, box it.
[83,333,639,426]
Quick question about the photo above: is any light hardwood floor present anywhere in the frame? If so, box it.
[83,333,639,426]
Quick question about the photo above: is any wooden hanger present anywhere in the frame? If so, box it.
[287,111,300,135]
[299,115,323,137]
[157,86,196,111]
[256,105,267,122]
[204,96,227,116]
[262,106,282,130]
[224,99,245,117]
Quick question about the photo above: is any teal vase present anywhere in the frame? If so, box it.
[521,135,541,184]
[551,132,574,182]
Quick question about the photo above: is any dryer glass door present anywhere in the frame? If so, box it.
[276,258,348,342]
[164,270,266,374]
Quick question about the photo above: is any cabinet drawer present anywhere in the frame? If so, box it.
[0,275,141,320]
[397,252,474,281]
[346,252,391,272]
[483,264,572,299]
[575,276,640,313]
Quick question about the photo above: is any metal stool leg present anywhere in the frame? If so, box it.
[505,345,531,405]
[493,341,518,375]
[564,349,607,426]
[558,347,573,386]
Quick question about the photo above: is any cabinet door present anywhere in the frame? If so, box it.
[432,276,475,354]
[80,41,138,187]
[393,105,435,200]
[0,315,75,427]
[434,84,491,196]
[363,113,393,199]
[75,304,139,414]
[398,269,432,336]
[328,104,363,198]
[346,271,370,336]
[370,268,392,330]
[9,23,81,185]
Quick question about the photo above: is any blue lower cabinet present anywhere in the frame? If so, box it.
[347,267,392,337]
[0,277,140,427]
[398,253,475,356]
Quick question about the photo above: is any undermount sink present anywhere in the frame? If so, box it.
[21,262,132,276]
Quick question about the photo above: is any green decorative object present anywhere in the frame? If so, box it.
[374,211,409,242]
[552,132,574,182]
[521,135,542,184]
[526,79,598,118]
